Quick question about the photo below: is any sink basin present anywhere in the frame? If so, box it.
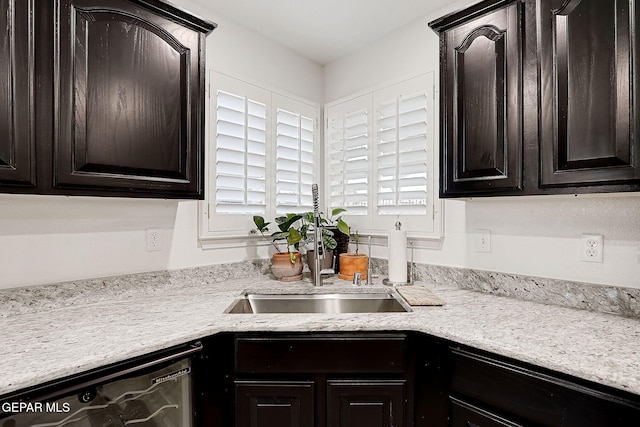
[225,292,411,314]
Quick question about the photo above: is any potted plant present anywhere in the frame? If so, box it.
[304,226,338,277]
[251,214,304,281]
[301,208,351,273]
[338,230,369,281]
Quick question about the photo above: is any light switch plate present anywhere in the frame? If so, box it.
[475,229,491,253]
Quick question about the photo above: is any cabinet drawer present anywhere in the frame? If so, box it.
[450,347,640,426]
[450,397,521,427]
[235,334,406,374]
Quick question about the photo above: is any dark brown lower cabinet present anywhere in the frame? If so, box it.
[198,332,640,427]
[232,333,412,427]
[235,379,405,427]
[236,381,314,427]
[327,380,405,427]
[450,346,640,426]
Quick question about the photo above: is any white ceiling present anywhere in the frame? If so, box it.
[202,0,454,65]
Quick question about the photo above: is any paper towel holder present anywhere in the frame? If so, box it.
[383,240,414,287]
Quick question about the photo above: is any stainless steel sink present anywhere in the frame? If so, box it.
[225,292,411,314]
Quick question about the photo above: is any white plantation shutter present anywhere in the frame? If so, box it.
[327,94,371,216]
[274,94,317,215]
[376,91,429,215]
[203,72,320,241]
[215,90,268,214]
[324,73,440,238]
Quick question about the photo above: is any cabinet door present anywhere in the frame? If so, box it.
[538,0,640,186]
[54,0,209,198]
[235,381,314,427]
[0,0,35,187]
[327,380,405,427]
[437,1,523,196]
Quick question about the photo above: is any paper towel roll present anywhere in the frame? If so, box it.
[388,229,407,283]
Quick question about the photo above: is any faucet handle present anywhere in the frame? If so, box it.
[313,229,325,259]
[318,230,325,258]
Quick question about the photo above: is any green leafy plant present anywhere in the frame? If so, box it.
[300,208,350,251]
[251,214,303,263]
[353,230,360,255]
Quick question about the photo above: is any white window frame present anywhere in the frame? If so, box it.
[324,72,443,247]
[200,71,321,248]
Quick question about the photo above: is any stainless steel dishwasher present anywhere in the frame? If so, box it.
[0,342,202,427]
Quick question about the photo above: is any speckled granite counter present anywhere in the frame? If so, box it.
[1,268,639,399]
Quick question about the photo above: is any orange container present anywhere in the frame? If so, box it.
[338,253,368,281]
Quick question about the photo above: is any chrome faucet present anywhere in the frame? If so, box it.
[312,184,334,286]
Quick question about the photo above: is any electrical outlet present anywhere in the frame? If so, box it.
[475,229,491,253]
[146,229,163,252]
[581,234,603,263]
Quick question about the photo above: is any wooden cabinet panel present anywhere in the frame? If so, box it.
[431,0,523,197]
[327,380,405,427]
[431,0,640,197]
[53,0,212,197]
[0,0,214,198]
[450,346,640,426]
[0,0,35,187]
[538,0,640,187]
[231,333,413,427]
[235,381,314,427]
[235,334,406,374]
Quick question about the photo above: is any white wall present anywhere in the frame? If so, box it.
[2,0,639,290]
[323,0,640,289]
[186,0,324,103]
[0,0,323,289]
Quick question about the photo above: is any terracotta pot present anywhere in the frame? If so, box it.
[306,250,334,276]
[338,253,368,281]
[271,252,303,281]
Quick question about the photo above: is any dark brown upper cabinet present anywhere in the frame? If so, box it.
[429,0,524,197]
[0,0,215,199]
[53,0,215,198]
[538,0,640,187]
[0,0,36,187]
[430,0,640,198]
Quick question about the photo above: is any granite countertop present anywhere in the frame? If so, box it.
[0,271,639,398]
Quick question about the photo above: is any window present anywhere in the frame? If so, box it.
[215,90,268,215]
[325,73,441,239]
[201,72,320,243]
[274,94,316,215]
[375,90,429,216]
[327,94,370,216]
